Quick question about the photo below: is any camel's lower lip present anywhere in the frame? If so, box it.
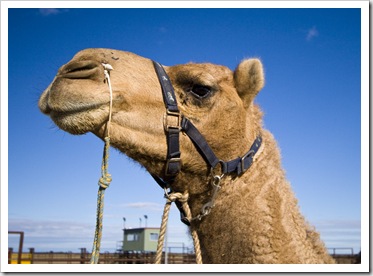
[48,103,108,135]
[48,102,106,116]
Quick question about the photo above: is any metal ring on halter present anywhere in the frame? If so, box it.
[163,187,172,200]
[210,160,226,179]
[211,175,222,186]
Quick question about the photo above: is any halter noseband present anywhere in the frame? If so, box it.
[151,61,262,225]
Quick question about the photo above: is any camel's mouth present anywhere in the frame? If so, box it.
[49,105,108,135]
[40,95,109,135]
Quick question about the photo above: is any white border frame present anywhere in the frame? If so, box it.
[1,0,369,273]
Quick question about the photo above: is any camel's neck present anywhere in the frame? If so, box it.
[180,130,334,264]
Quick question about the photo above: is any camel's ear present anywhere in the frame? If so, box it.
[234,58,264,106]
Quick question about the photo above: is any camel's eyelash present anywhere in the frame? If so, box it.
[176,76,217,100]
[189,84,212,99]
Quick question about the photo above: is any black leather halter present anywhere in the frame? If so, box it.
[151,61,262,224]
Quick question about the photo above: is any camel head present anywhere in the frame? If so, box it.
[39,48,265,193]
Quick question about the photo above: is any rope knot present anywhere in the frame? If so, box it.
[165,191,189,203]
[98,173,112,189]
[156,190,202,264]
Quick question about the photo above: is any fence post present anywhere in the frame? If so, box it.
[8,248,13,264]
[29,248,34,264]
[80,248,87,264]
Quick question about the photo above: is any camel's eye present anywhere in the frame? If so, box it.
[191,85,211,99]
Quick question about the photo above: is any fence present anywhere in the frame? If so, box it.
[8,248,196,264]
[328,248,360,264]
[9,247,360,264]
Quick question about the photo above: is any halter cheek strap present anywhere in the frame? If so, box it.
[153,61,182,179]
[151,61,262,225]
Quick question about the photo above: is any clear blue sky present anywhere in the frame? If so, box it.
[4,3,366,259]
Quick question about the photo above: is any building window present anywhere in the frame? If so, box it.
[149,233,159,241]
[127,234,139,241]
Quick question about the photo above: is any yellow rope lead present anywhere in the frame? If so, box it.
[155,199,172,264]
[155,191,203,264]
[90,64,113,264]
[179,199,203,264]
[90,137,112,264]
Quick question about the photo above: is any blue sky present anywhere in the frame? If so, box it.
[2,2,368,265]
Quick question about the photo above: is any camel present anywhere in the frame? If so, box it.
[38,48,335,264]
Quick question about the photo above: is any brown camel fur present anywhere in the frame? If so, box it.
[39,48,335,264]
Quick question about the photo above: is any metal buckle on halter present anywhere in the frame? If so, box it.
[165,157,181,176]
[240,149,255,174]
[163,110,182,132]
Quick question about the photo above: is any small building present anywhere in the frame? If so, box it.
[122,227,160,253]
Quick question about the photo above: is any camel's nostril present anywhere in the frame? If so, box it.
[59,60,101,79]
